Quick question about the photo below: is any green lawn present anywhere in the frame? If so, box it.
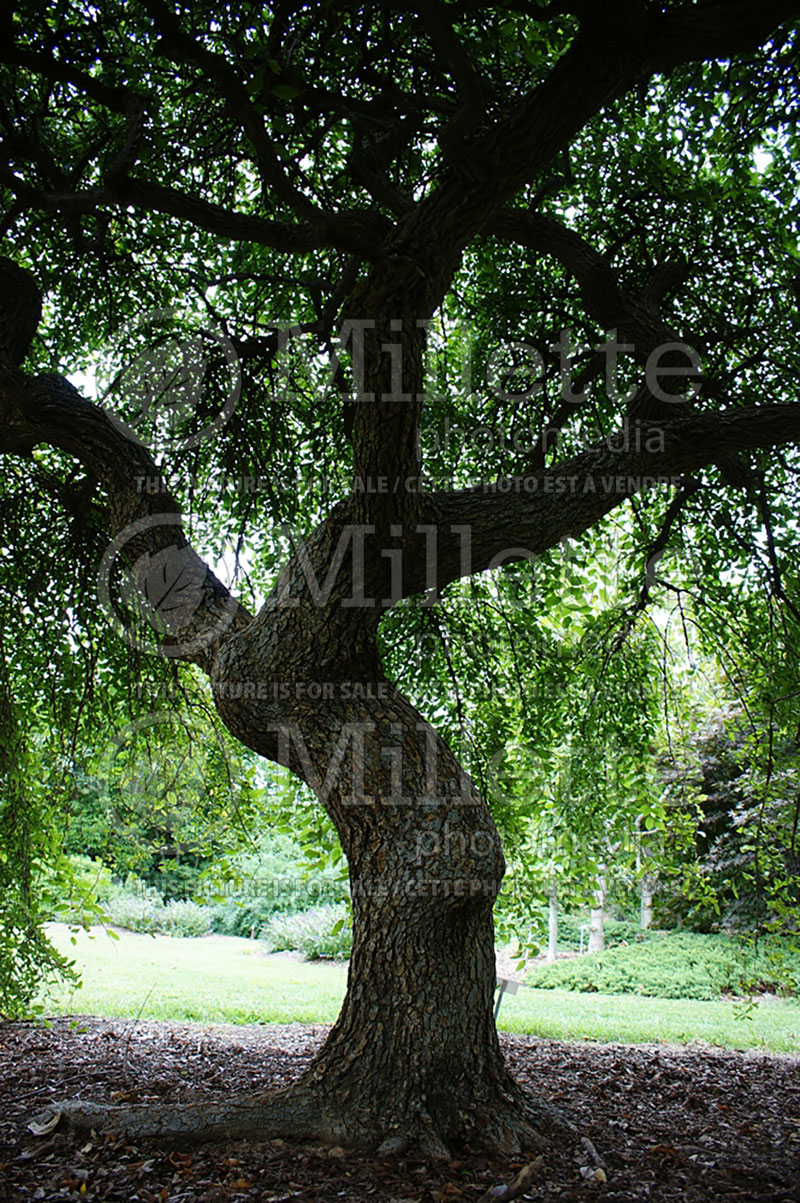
[40,924,800,1052]
[42,924,348,1024]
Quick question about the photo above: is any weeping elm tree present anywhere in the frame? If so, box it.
[3,0,800,1155]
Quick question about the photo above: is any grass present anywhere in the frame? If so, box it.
[42,925,348,1024]
[498,985,800,1051]
[39,924,800,1052]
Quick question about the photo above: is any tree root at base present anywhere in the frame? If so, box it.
[27,1079,572,1161]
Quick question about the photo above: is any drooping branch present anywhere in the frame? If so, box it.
[635,475,703,608]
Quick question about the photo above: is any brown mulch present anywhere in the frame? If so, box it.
[1,1017,799,1202]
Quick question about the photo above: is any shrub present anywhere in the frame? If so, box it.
[100,877,213,937]
[261,904,352,960]
[104,887,165,934]
[202,831,348,934]
[208,873,345,936]
[526,931,800,999]
[159,899,212,937]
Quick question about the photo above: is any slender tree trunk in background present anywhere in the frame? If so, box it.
[640,873,654,931]
[588,875,606,953]
[547,878,558,962]
[636,817,655,931]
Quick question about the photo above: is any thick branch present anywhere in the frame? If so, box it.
[488,209,679,357]
[646,1,800,74]
[416,0,487,142]
[113,174,391,258]
[413,404,800,595]
[2,46,141,112]
[0,166,388,258]
[0,366,252,668]
[488,208,751,485]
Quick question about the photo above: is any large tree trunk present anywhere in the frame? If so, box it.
[217,657,545,1154]
[42,620,556,1154]
[42,699,552,1150]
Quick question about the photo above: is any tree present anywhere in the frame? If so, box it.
[3,0,800,1156]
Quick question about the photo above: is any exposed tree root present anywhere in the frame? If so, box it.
[477,1157,545,1203]
[27,1077,570,1160]
[29,1084,326,1145]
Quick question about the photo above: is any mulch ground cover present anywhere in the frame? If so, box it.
[1,1017,798,1202]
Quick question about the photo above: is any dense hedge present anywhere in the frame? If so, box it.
[526,931,800,999]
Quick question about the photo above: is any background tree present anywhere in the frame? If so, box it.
[2,0,800,1156]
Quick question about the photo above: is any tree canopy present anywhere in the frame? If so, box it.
[2,0,800,1157]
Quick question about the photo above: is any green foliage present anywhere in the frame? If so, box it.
[657,702,800,933]
[527,932,800,1000]
[2,0,800,1010]
[202,830,348,935]
[526,910,643,951]
[101,878,212,937]
[58,855,115,905]
[62,710,264,900]
[261,904,352,960]
[158,899,214,938]
[0,646,80,1017]
[52,835,349,942]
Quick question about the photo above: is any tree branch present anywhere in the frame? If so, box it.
[646,1,800,74]
[412,404,800,596]
[2,46,142,112]
[0,165,389,258]
[0,365,253,669]
[415,0,487,141]
[488,209,677,357]
[142,0,323,224]
[487,208,751,485]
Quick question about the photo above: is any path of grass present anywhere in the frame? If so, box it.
[41,925,800,1052]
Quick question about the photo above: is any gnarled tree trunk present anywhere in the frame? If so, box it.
[206,583,546,1152]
